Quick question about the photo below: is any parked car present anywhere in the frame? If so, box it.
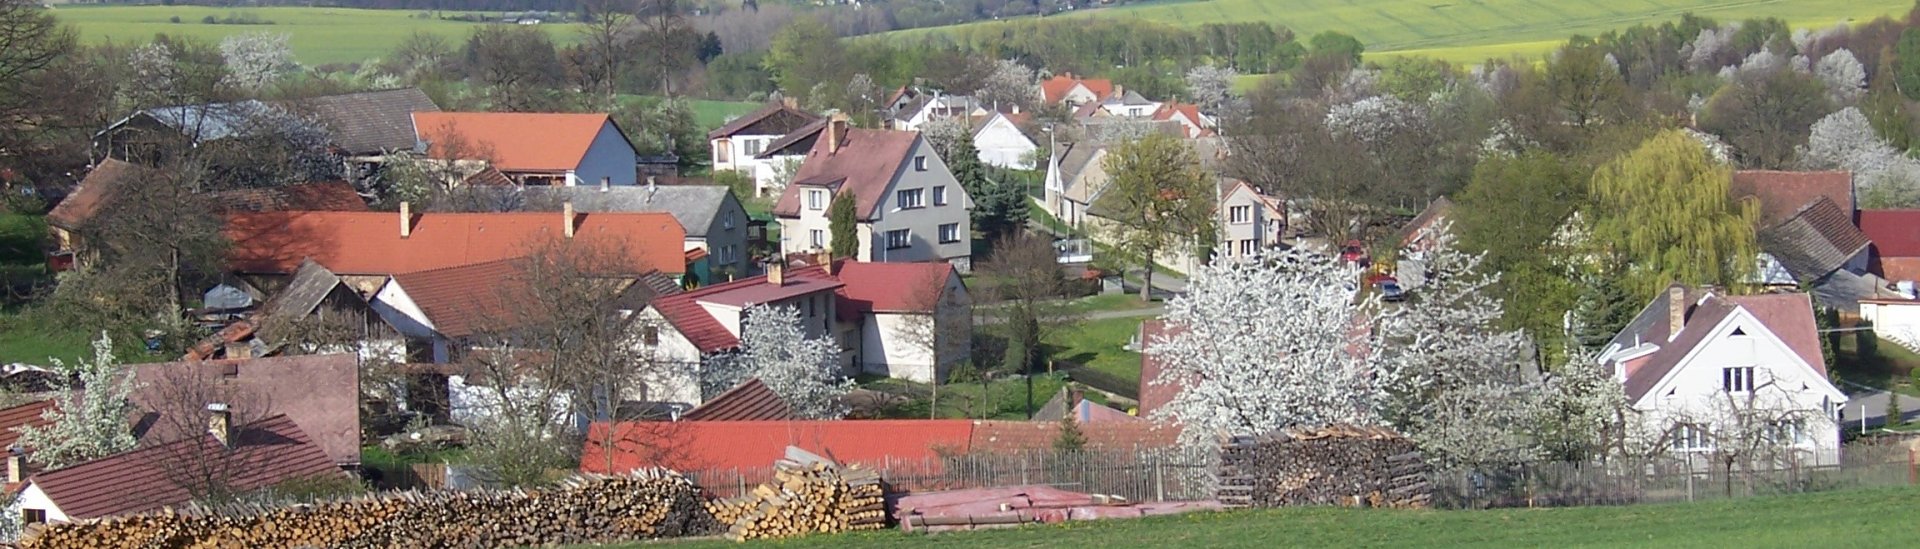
[1376,278,1407,302]
[1339,240,1369,265]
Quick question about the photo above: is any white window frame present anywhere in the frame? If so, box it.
[1723,366,1756,393]
[914,156,928,171]
[806,189,828,210]
[938,223,960,244]
[744,138,765,156]
[885,229,912,250]
[1671,423,1712,452]
[933,185,948,206]
[1229,205,1252,224]
[897,188,925,210]
[810,229,825,249]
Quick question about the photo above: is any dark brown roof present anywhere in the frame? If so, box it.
[130,354,362,466]
[0,399,55,450]
[45,159,136,230]
[1757,196,1871,282]
[261,259,350,322]
[770,129,925,221]
[707,100,821,140]
[29,414,342,520]
[1608,288,1825,401]
[205,181,368,213]
[756,117,828,159]
[1730,170,1854,227]
[681,378,795,421]
[297,88,440,154]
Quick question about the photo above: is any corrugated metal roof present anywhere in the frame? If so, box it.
[680,379,795,421]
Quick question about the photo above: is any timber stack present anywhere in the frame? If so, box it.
[1215,424,1432,509]
[19,470,718,549]
[704,447,888,541]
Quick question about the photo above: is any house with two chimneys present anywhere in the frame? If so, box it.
[765,116,974,271]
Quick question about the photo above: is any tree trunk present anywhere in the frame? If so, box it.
[1140,249,1155,303]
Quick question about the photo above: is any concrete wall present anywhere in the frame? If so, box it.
[573,120,639,187]
[1219,185,1283,259]
[866,137,973,268]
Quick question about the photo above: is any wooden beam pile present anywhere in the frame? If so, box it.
[1216,424,1432,509]
[19,469,719,549]
[704,448,888,541]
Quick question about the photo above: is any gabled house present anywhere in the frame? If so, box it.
[515,185,754,281]
[969,112,1039,170]
[680,378,797,421]
[1093,88,1161,118]
[129,354,363,468]
[1216,179,1287,259]
[1151,102,1215,138]
[46,160,367,264]
[890,94,990,131]
[707,99,821,197]
[94,100,285,159]
[10,414,343,528]
[412,112,639,187]
[1728,170,1867,292]
[768,119,974,270]
[94,88,440,161]
[1597,286,1846,466]
[369,257,680,365]
[1039,73,1114,107]
[294,88,442,157]
[1042,141,1109,228]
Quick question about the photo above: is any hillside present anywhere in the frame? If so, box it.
[50,5,581,66]
[888,0,1916,64]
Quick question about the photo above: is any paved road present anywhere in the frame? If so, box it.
[1839,388,1920,430]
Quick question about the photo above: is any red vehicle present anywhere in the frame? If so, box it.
[1339,240,1369,265]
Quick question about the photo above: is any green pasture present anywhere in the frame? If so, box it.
[50,5,581,66]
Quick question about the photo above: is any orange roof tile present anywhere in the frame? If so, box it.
[387,258,528,338]
[223,211,686,276]
[1040,74,1113,104]
[46,159,136,230]
[412,112,625,172]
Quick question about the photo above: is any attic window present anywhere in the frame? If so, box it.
[914,156,928,171]
[1730,326,1748,337]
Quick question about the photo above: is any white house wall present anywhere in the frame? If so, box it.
[574,121,640,187]
[1632,309,1845,466]
[8,482,68,537]
[369,281,435,340]
[975,118,1038,170]
[1860,301,1920,350]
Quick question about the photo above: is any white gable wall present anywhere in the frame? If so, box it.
[1631,308,1845,466]
[7,482,68,537]
[974,116,1038,170]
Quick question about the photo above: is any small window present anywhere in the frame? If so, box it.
[810,229,825,249]
[1730,326,1748,336]
[744,138,765,156]
[1239,239,1255,256]
[1766,419,1808,445]
[1671,424,1711,452]
[886,229,912,250]
[896,188,925,210]
[723,212,736,230]
[806,189,828,210]
[939,223,960,243]
[1723,366,1756,393]
[1229,205,1252,224]
[642,326,660,346]
[22,508,45,525]
[715,139,731,163]
[933,185,949,206]
[914,156,928,171]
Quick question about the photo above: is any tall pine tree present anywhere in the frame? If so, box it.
[946,136,1028,243]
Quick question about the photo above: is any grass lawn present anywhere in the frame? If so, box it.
[861,374,1068,420]
[0,313,93,365]
[686,99,762,132]
[1065,293,1156,315]
[892,0,1912,67]
[1832,332,1920,396]
[582,486,1920,548]
[1047,316,1145,388]
[53,5,582,66]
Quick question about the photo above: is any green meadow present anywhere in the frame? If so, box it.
[49,5,580,66]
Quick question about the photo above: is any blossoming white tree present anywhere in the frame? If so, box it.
[1813,49,1866,104]
[219,32,298,92]
[1145,246,1380,446]
[706,304,854,419]
[13,334,141,469]
[1802,107,1920,207]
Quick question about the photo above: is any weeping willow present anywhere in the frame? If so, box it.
[1589,129,1759,298]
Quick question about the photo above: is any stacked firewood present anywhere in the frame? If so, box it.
[1216,424,1432,509]
[19,470,718,549]
[705,448,888,541]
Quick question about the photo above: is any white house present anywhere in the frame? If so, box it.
[1217,179,1286,259]
[891,94,991,131]
[970,112,1040,170]
[1042,141,1108,228]
[412,112,640,187]
[707,99,821,197]
[768,118,974,271]
[1598,286,1847,466]
[1039,73,1114,107]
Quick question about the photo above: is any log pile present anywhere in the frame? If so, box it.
[1216,424,1432,509]
[704,447,888,541]
[19,469,718,549]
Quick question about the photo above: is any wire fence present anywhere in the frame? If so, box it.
[684,446,1218,502]
[1432,442,1915,509]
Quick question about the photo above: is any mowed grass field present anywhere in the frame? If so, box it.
[588,487,1920,548]
[49,5,581,66]
[893,0,1918,65]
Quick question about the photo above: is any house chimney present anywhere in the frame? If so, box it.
[827,114,848,155]
[782,96,798,110]
[224,341,254,360]
[1113,84,1125,97]
[562,201,576,238]
[767,260,785,286]
[1667,285,1686,341]
[816,250,833,274]
[6,446,22,484]
[600,176,610,192]
[206,403,231,448]
[399,201,412,238]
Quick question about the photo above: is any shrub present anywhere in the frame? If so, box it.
[169,16,181,24]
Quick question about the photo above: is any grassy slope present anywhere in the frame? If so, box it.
[889,0,1914,65]
[1048,315,1144,384]
[52,5,581,66]
[591,486,1920,548]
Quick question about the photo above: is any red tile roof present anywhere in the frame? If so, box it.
[1729,170,1854,227]
[412,112,625,172]
[223,211,686,276]
[1609,287,1825,401]
[833,261,955,314]
[1040,74,1113,104]
[0,400,55,450]
[770,129,924,221]
[204,181,368,213]
[649,265,842,353]
[680,378,796,421]
[1859,209,1920,258]
[388,258,527,338]
[130,355,362,466]
[45,159,136,230]
[582,420,977,473]
[28,414,342,520]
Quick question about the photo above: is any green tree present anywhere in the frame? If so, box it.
[763,17,847,104]
[1455,151,1586,349]
[1097,133,1216,302]
[945,137,1027,243]
[14,334,140,470]
[1700,68,1833,169]
[1054,414,1088,452]
[1546,39,1633,128]
[1378,57,1452,102]
[1589,130,1758,297]
[829,190,859,259]
[1308,31,1364,65]
[1893,28,1920,101]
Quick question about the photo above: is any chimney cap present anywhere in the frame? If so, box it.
[205,403,229,413]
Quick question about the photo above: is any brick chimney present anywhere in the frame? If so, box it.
[1667,285,1686,341]
[6,446,22,484]
[562,201,576,238]
[206,403,232,448]
[826,114,848,155]
[399,201,412,238]
[782,96,798,110]
[767,260,785,286]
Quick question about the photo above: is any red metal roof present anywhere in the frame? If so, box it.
[832,261,955,314]
[412,112,622,172]
[0,400,55,450]
[223,211,686,276]
[769,129,924,221]
[130,355,362,466]
[1860,209,1920,258]
[28,414,342,520]
[680,378,795,422]
[581,420,977,473]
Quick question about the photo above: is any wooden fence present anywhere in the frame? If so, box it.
[683,447,1218,502]
[1431,442,1916,508]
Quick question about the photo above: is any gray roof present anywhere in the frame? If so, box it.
[1116,89,1156,106]
[1755,196,1871,283]
[265,259,349,321]
[126,100,278,142]
[297,88,440,154]
[517,185,738,237]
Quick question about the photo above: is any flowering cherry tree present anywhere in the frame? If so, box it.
[1145,246,1381,446]
[13,334,141,469]
[705,304,854,419]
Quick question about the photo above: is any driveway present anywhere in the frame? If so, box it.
[1839,389,1920,430]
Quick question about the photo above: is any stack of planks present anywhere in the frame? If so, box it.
[704,447,888,541]
[19,469,719,549]
[1215,424,1432,509]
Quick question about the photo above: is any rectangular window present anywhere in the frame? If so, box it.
[744,138,765,156]
[642,326,659,346]
[723,212,736,230]
[1239,239,1255,256]
[810,229,825,249]
[1766,419,1809,445]
[1671,424,1711,452]
[933,185,949,206]
[715,140,731,163]
[886,229,912,250]
[806,189,828,210]
[939,223,960,243]
[1723,366,1756,393]
[914,156,928,171]
[896,188,925,210]
[1229,205,1252,224]
[22,508,45,525]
